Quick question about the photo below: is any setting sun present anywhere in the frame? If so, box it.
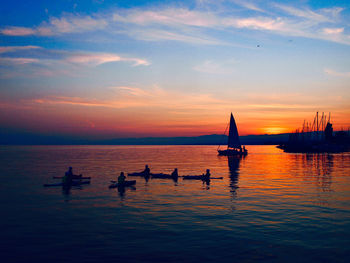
[260,127,289,134]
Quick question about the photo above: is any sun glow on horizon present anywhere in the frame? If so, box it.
[259,127,289,135]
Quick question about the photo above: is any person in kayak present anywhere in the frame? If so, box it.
[143,165,150,177]
[171,168,178,178]
[171,168,179,182]
[118,172,126,185]
[66,167,73,176]
[63,167,74,185]
[65,167,82,179]
[202,169,211,181]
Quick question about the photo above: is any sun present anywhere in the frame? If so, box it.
[261,127,288,134]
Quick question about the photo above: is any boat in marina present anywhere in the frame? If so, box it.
[218,113,248,156]
[278,112,350,153]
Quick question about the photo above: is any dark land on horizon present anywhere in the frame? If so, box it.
[1,131,289,145]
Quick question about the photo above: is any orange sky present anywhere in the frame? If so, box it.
[1,94,349,138]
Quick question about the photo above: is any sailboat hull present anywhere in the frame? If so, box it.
[218,149,248,156]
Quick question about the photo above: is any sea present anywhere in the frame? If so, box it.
[0,145,349,263]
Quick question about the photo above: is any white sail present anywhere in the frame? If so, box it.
[228,113,241,149]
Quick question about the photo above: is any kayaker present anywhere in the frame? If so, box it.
[143,165,150,177]
[171,168,178,178]
[64,167,74,184]
[66,167,73,177]
[65,167,82,180]
[202,169,211,181]
[118,172,126,184]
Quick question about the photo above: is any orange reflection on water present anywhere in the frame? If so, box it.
[35,145,350,213]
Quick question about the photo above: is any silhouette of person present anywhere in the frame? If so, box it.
[64,167,73,185]
[143,165,150,177]
[203,169,211,181]
[64,167,82,180]
[66,167,73,176]
[171,168,178,178]
[171,168,179,182]
[118,172,126,184]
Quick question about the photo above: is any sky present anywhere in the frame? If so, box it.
[0,0,349,139]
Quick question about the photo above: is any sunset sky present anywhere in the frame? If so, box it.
[0,0,349,139]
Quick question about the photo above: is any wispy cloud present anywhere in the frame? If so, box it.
[113,8,218,27]
[246,103,316,111]
[0,57,39,65]
[65,53,150,66]
[273,4,342,23]
[33,96,111,108]
[224,17,285,31]
[231,0,265,13]
[109,85,226,110]
[28,85,327,116]
[0,46,150,77]
[123,28,223,45]
[323,27,344,34]
[47,15,107,34]
[0,45,40,53]
[1,26,36,36]
[193,59,236,74]
[111,86,149,96]
[324,68,350,77]
[29,85,229,112]
[1,14,107,36]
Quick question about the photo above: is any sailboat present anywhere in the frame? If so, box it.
[218,113,248,156]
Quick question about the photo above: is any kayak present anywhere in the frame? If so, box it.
[43,181,91,187]
[109,180,136,189]
[128,172,150,177]
[151,173,174,179]
[53,176,91,179]
[182,175,204,180]
[182,176,223,180]
[129,172,177,179]
[128,172,146,176]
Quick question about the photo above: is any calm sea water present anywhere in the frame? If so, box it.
[0,145,349,262]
